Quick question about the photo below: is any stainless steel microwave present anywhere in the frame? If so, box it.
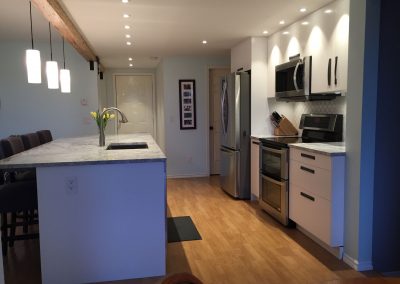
[275,56,338,101]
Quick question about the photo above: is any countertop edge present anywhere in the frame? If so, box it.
[289,144,346,156]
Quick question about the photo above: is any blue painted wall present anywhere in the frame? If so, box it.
[372,0,400,273]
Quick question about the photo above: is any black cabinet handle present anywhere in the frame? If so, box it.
[252,141,260,145]
[328,58,332,86]
[209,126,214,130]
[300,166,315,174]
[301,153,315,160]
[300,192,315,202]
[334,56,338,86]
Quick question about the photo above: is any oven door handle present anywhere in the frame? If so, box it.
[260,145,286,155]
[260,174,286,187]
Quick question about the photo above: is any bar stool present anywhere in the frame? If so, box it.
[36,130,53,144]
[21,132,41,150]
[0,139,39,255]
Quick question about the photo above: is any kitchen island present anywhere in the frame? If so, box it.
[0,134,167,284]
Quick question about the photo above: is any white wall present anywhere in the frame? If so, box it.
[159,55,230,177]
[0,40,99,139]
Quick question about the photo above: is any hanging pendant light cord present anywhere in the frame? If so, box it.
[48,22,53,61]
[62,38,66,69]
[29,1,34,49]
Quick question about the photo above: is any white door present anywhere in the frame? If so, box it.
[115,75,155,136]
[209,68,230,175]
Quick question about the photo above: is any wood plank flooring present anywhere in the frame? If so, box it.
[2,176,393,284]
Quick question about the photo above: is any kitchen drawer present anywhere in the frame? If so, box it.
[289,184,332,246]
[290,148,331,171]
[290,160,332,201]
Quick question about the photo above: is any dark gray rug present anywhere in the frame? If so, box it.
[167,216,202,243]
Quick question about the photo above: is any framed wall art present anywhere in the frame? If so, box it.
[179,79,196,130]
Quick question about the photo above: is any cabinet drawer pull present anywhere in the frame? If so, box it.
[300,166,315,174]
[334,56,338,86]
[328,58,332,86]
[301,153,315,160]
[300,192,315,202]
[252,141,260,145]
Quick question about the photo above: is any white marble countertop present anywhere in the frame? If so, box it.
[289,142,346,156]
[0,133,166,169]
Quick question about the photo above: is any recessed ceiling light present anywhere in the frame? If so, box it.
[263,30,268,35]
[126,41,132,45]
[129,57,133,61]
[122,0,129,3]
[129,63,133,67]
[124,25,130,29]
[125,34,131,38]
[202,40,207,44]
[301,21,309,26]
[123,13,130,18]
[279,20,285,25]
[324,9,333,14]
[282,31,289,35]
[300,8,307,12]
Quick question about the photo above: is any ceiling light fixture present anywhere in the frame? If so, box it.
[301,21,309,25]
[129,63,133,67]
[123,13,130,18]
[46,22,59,89]
[263,30,268,35]
[202,40,207,44]
[121,0,129,3]
[300,8,307,12]
[126,41,132,45]
[124,25,130,29]
[279,20,285,25]
[60,37,71,93]
[325,9,333,14]
[125,34,131,38]
[129,57,133,61]
[26,1,41,84]
[282,31,289,35]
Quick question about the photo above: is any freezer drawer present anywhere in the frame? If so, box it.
[220,147,240,198]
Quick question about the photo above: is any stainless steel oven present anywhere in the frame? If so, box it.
[259,144,290,225]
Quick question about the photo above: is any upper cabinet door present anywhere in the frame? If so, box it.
[331,0,350,93]
[231,39,252,72]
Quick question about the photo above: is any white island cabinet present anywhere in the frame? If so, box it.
[0,134,166,284]
[288,143,345,258]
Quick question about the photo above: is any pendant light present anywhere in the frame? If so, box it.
[60,38,71,93]
[26,1,41,84]
[46,23,59,89]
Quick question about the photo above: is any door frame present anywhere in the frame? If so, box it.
[112,73,157,139]
[205,66,230,175]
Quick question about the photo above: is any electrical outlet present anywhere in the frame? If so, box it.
[65,177,78,195]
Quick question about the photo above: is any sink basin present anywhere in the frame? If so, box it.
[106,142,148,150]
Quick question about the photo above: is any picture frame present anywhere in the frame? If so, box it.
[179,79,196,130]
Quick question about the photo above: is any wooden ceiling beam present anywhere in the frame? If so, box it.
[31,0,101,69]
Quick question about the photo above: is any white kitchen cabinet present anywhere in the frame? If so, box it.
[231,38,252,72]
[289,148,345,251]
[231,37,270,137]
[266,0,349,97]
[250,138,260,200]
[306,0,349,94]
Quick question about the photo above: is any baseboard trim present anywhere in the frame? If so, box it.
[167,173,210,178]
[383,271,400,277]
[343,253,373,271]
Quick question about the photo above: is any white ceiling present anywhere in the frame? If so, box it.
[0,0,333,69]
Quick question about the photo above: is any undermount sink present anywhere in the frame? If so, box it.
[106,142,148,150]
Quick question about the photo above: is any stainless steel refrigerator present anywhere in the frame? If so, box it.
[220,72,250,199]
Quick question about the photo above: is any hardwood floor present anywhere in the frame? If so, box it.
[2,176,394,284]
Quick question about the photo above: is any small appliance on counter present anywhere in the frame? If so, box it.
[270,111,298,136]
[259,113,343,226]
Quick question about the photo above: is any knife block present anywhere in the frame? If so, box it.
[274,116,298,136]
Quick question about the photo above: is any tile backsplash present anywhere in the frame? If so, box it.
[268,96,347,139]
